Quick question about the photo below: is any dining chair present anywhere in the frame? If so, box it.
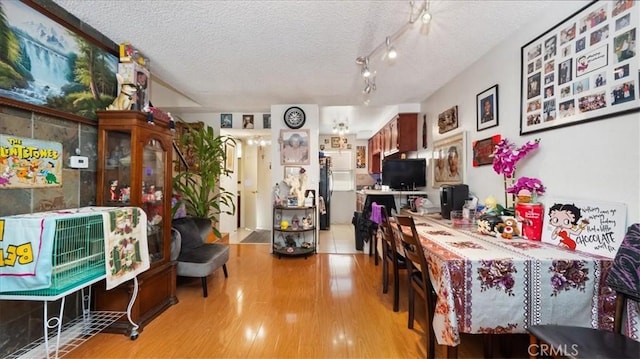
[394,214,436,359]
[527,223,640,359]
[379,205,407,312]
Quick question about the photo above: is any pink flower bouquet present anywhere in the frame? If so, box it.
[492,138,540,178]
[506,176,545,195]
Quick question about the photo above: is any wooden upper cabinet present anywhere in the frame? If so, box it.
[367,112,418,173]
[396,113,418,153]
[381,113,418,156]
[389,117,399,153]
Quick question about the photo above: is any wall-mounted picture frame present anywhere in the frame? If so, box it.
[472,134,501,167]
[0,0,119,121]
[221,113,232,128]
[437,106,459,134]
[356,145,366,168]
[242,114,254,129]
[431,131,466,188]
[263,113,271,129]
[224,141,235,173]
[330,136,341,148]
[520,0,640,135]
[476,85,499,131]
[284,166,302,179]
[280,129,310,165]
[174,121,204,173]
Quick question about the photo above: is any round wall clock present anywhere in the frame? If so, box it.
[283,106,306,129]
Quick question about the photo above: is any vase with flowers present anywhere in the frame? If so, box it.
[491,138,541,213]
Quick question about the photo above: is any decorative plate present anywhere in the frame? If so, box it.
[283,106,306,129]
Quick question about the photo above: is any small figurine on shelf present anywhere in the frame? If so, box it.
[168,112,176,132]
[142,105,155,125]
[120,185,131,203]
[106,74,137,111]
[285,234,296,247]
[143,184,156,203]
[109,179,119,201]
[304,190,314,207]
[291,214,300,230]
[302,216,312,229]
[274,183,283,206]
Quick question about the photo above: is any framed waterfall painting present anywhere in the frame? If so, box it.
[0,0,119,121]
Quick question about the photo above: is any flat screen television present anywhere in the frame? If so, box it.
[381,158,426,190]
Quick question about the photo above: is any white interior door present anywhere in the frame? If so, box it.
[243,145,258,230]
[256,145,272,229]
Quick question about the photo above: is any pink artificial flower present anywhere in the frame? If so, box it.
[492,138,540,178]
[506,176,546,195]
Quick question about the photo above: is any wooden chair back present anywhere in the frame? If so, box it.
[394,215,428,278]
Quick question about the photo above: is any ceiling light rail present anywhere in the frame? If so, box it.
[355,0,431,96]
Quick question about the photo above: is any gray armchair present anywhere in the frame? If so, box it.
[171,217,229,297]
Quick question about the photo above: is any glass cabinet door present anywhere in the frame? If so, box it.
[140,138,166,263]
[103,130,133,205]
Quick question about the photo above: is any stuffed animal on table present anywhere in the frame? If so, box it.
[495,217,520,239]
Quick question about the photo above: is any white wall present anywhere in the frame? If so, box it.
[417,0,639,224]
[271,105,320,226]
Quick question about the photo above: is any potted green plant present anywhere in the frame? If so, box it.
[172,120,235,239]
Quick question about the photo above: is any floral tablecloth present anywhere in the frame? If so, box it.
[410,217,620,347]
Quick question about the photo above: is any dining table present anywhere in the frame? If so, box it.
[403,213,627,354]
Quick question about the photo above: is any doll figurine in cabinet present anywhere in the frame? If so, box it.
[120,185,131,203]
[109,179,119,201]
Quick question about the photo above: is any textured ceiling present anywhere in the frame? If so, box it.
[51,0,566,134]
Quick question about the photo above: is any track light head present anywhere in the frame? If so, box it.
[386,37,397,59]
[362,66,371,78]
[421,10,432,24]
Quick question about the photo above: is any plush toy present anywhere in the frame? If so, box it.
[495,217,520,239]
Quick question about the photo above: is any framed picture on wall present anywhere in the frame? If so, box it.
[221,113,232,128]
[0,0,119,121]
[472,134,501,167]
[437,106,459,134]
[520,0,640,135]
[280,129,310,165]
[431,131,465,188]
[224,141,235,173]
[476,85,499,131]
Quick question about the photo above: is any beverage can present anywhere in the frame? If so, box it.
[515,203,544,240]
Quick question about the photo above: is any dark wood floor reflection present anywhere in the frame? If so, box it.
[68,243,530,358]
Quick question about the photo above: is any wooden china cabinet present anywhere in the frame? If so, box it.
[94,110,177,336]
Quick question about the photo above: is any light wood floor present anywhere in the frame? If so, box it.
[67,225,530,358]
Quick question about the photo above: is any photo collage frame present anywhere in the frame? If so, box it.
[520,0,639,135]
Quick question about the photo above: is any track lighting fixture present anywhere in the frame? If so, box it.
[421,10,432,24]
[386,37,397,59]
[354,0,431,95]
